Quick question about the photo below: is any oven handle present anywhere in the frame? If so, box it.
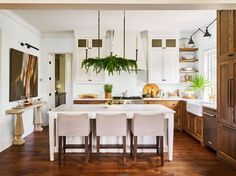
[202,112,216,118]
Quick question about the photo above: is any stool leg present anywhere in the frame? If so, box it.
[134,136,138,162]
[156,136,159,154]
[89,132,92,153]
[58,136,62,165]
[96,136,100,160]
[63,136,66,154]
[160,136,164,166]
[85,136,89,163]
[130,132,133,157]
[123,136,126,162]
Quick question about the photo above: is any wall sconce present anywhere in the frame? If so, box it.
[188,18,217,44]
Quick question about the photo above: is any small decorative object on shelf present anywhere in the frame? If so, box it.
[104,84,113,99]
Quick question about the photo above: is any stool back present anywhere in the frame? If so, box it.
[96,113,127,136]
[57,113,90,137]
[132,113,165,136]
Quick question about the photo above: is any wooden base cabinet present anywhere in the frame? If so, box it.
[184,112,203,145]
[144,100,182,130]
[218,123,236,168]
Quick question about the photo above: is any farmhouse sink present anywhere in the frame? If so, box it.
[187,100,203,117]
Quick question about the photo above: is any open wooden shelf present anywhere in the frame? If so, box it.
[179,58,198,62]
[179,48,198,52]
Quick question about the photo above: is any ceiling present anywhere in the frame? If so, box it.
[13,10,216,33]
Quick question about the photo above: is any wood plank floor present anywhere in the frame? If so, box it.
[0,128,235,176]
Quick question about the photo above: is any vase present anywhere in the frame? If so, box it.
[105,92,112,99]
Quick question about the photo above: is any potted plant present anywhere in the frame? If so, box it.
[81,55,138,76]
[189,74,209,98]
[104,84,113,99]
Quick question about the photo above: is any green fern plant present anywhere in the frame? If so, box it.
[189,74,209,91]
[81,55,138,76]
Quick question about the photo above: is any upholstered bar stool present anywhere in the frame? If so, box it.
[57,113,92,165]
[131,113,165,165]
[96,113,127,162]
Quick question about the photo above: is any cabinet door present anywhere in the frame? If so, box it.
[232,61,236,128]
[217,60,232,126]
[195,116,203,139]
[217,10,236,61]
[188,113,195,133]
[182,102,188,130]
[76,39,105,83]
[89,47,105,82]
[149,49,162,83]
[163,49,179,83]
[218,123,236,166]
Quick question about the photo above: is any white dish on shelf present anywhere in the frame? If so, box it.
[182,55,194,60]
[182,67,193,71]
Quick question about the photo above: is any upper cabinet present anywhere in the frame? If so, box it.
[148,35,179,84]
[218,10,236,61]
[75,36,105,83]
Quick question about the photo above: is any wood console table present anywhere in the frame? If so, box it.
[6,101,46,145]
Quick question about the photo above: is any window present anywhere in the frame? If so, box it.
[203,49,216,101]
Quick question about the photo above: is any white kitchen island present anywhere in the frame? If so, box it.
[48,104,175,161]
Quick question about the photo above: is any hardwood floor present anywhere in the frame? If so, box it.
[0,128,235,176]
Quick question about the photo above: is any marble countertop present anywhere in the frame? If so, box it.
[49,104,175,115]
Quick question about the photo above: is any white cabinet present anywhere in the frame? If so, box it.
[148,36,179,83]
[75,37,105,83]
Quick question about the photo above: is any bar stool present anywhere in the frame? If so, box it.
[57,113,92,165]
[131,113,165,165]
[96,113,127,162]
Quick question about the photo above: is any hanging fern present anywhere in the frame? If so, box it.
[81,55,138,76]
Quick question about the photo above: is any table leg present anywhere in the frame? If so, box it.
[49,114,55,161]
[13,113,25,145]
[167,113,174,161]
[34,106,43,132]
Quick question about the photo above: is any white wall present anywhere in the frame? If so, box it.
[40,32,74,125]
[0,10,41,152]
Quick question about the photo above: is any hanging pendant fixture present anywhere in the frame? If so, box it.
[81,10,138,76]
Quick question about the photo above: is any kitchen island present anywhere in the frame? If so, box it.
[48,104,175,161]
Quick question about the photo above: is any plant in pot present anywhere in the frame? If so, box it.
[81,55,138,76]
[104,84,113,99]
[189,74,209,99]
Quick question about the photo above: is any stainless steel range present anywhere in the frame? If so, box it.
[112,96,144,104]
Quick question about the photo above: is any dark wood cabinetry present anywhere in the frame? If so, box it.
[55,93,66,107]
[218,123,236,167]
[217,10,236,168]
[217,10,236,61]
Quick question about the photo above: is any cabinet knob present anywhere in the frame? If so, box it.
[228,53,234,57]
[162,79,166,81]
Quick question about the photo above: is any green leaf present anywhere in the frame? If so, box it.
[81,55,138,76]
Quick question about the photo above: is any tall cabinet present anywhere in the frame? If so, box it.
[217,10,236,168]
